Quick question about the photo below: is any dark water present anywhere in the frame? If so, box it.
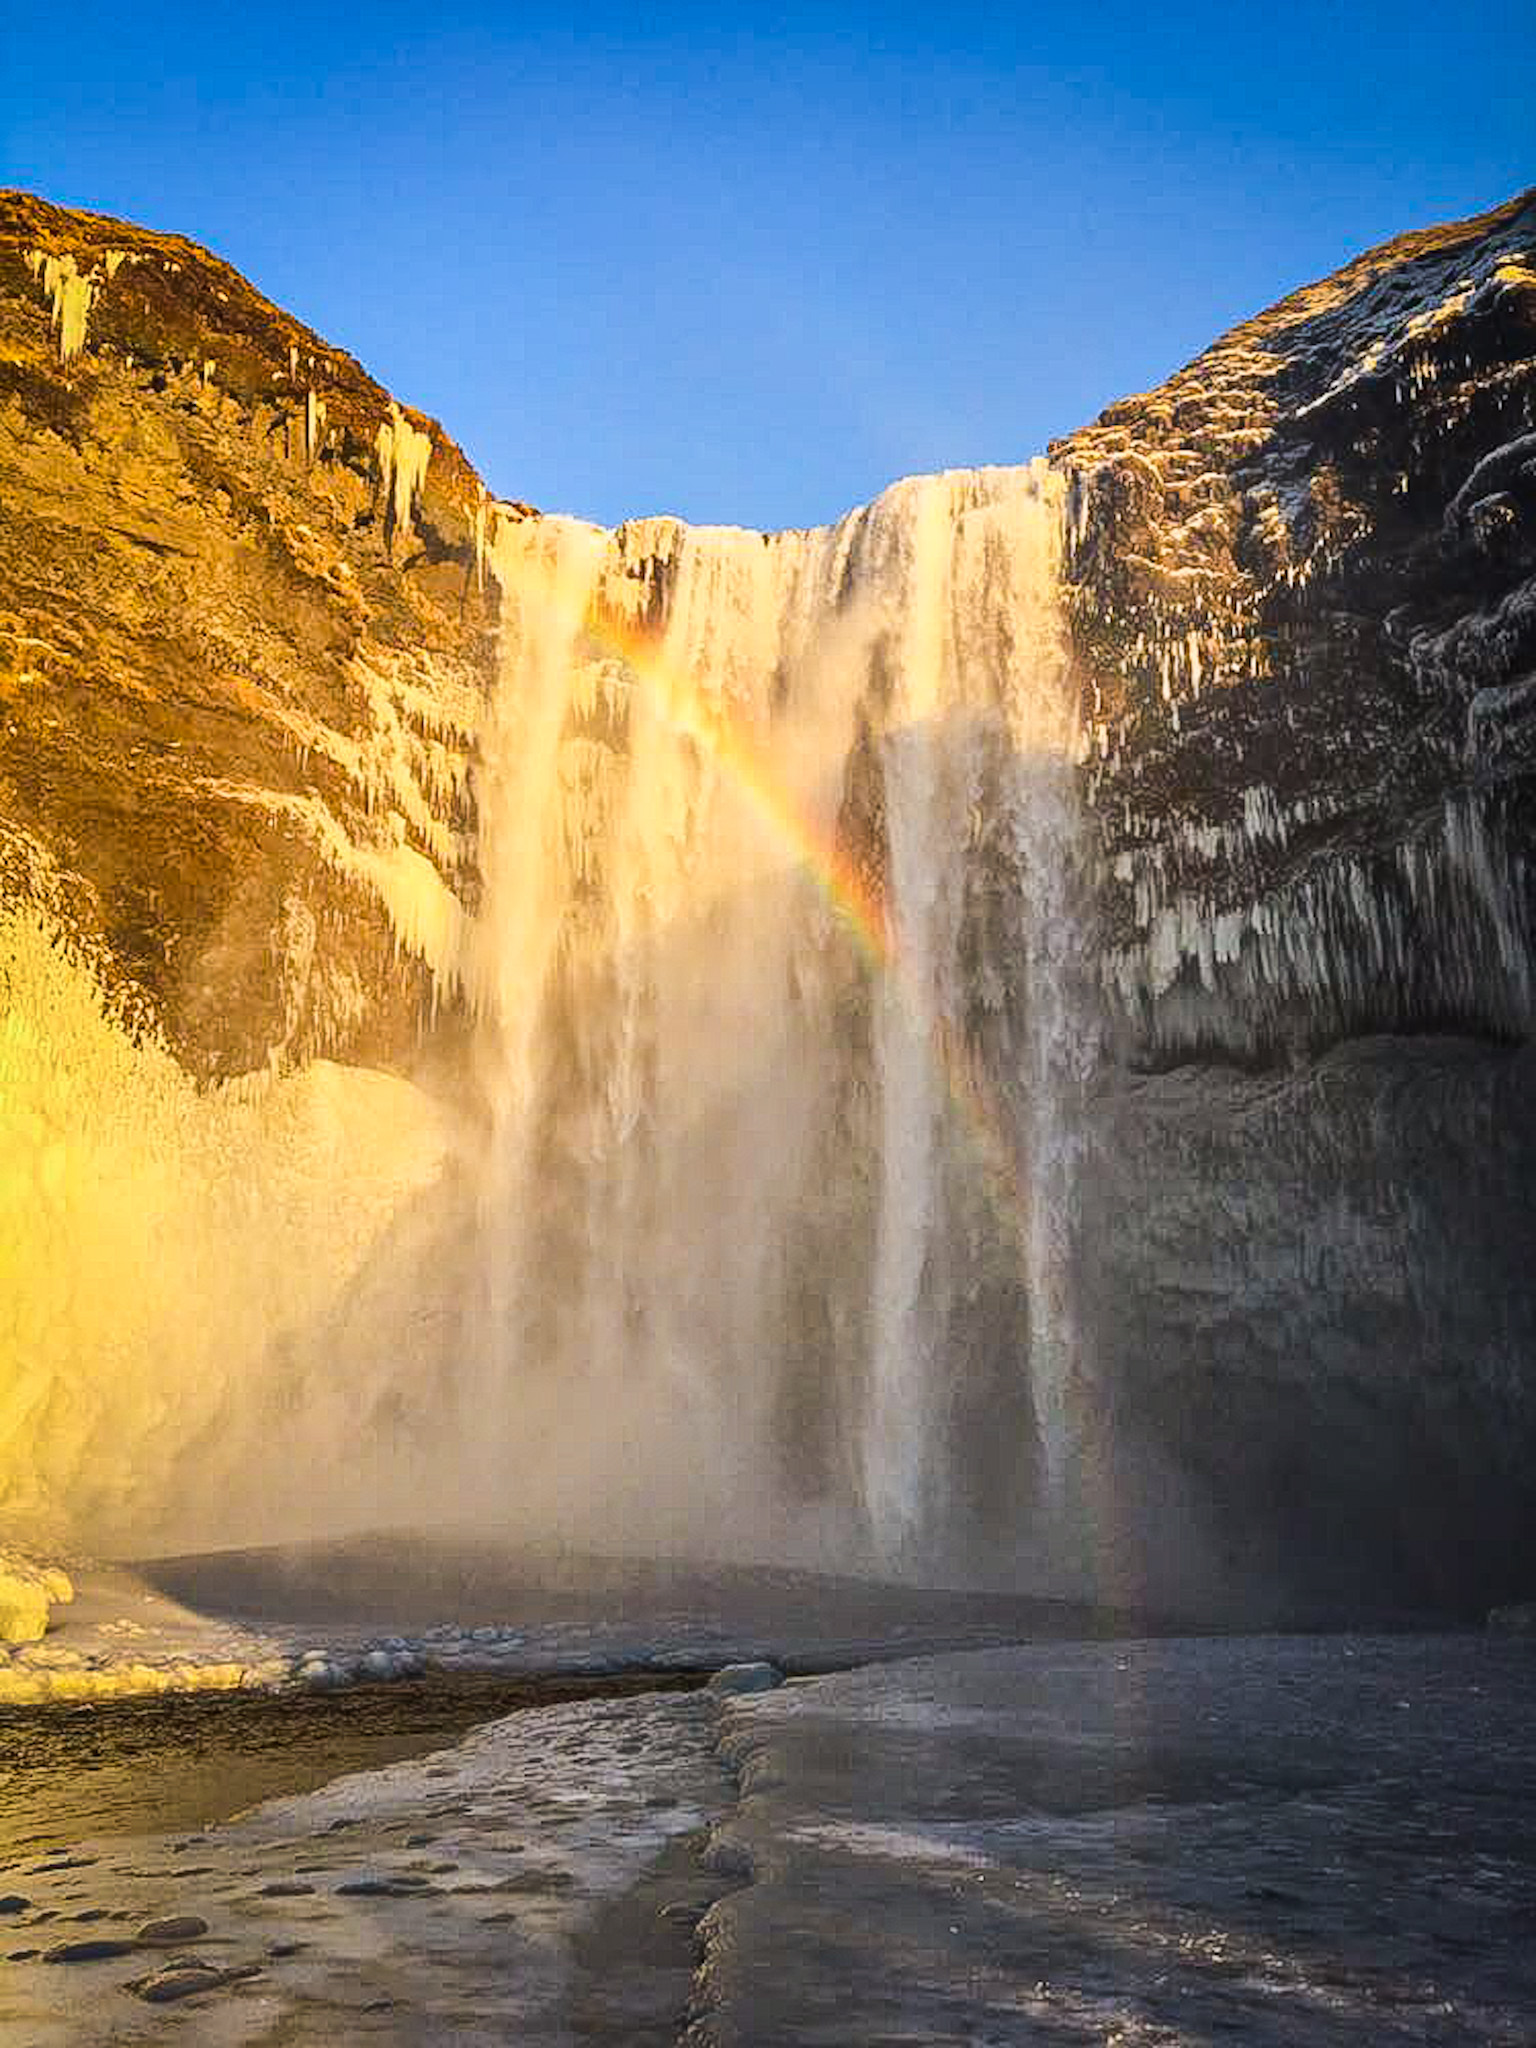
[0,1671,705,1861]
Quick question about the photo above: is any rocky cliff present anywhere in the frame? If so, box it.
[1,191,508,1081]
[0,193,506,1541]
[1053,189,1536,1614]
[1057,187,1535,1065]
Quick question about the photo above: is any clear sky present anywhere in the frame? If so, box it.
[5,2,1532,529]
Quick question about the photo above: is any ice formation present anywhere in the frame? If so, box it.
[0,1549,73,1645]
[374,402,433,539]
[26,250,96,360]
[0,895,462,1545]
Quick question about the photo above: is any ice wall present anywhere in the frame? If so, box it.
[0,896,470,1547]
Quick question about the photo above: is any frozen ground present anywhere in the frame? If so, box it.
[4,1545,1531,2043]
[0,1684,726,2045]
[0,1532,1133,1703]
[698,1634,1536,2045]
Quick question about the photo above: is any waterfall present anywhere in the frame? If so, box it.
[467,460,1088,1580]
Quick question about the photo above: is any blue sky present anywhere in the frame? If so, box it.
[5,3,1532,528]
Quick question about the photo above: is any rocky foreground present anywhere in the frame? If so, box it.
[2,1632,1532,2044]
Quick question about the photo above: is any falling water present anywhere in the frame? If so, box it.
[468,461,1087,1579]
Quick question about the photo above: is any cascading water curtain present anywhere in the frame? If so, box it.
[470,461,1092,1582]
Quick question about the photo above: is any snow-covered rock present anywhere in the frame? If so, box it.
[0,1550,73,1644]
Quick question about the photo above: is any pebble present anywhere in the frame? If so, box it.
[257,1881,315,1897]
[131,1960,228,2003]
[496,1868,576,1894]
[708,1660,784,1695]
[0,1896,29,1914]
[44,1937,138,1963]
[137,1915,209,1945]
[335,1874,432,1897]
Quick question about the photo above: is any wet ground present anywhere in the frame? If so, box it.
[0,1671,707,1861]
[702,1632,1536,2044]
[3,1547,1531,2043]
[0,1683,728,2044]
[135,1531,1150,1666]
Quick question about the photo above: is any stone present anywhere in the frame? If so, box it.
[709,1661,785,1696]
[494,1868,576,1894]
[131,1960,229,2003]
[136,1915,209,1945]
[658,1899,710,1929]
[43,1937,138,1962]
[334,1874,432,1897]
[0,1896,30,1914]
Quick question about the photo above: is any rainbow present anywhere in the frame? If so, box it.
[579,606,892,970]
[579,601,1030,1224]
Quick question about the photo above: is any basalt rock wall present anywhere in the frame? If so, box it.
[1055,190,1536,1615]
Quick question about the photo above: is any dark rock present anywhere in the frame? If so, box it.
[334,1874,433,1897]
[658,1899,709,1929]
[494,1868,577,1894]
[257,1881,316,1897]
[136,1914,209,1945]
[0,1897,29,1915]
[43,1937,138,1962]
[130,1960,229,2003]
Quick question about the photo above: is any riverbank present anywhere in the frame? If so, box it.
[0,1529,1156,1706]
[2,1630,1532,2043]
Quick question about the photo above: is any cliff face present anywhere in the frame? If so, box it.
[1058,188,1535,1065]
[1054,191,1536,1614]
[0,194,501,1543]
[1,191,506,1081]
